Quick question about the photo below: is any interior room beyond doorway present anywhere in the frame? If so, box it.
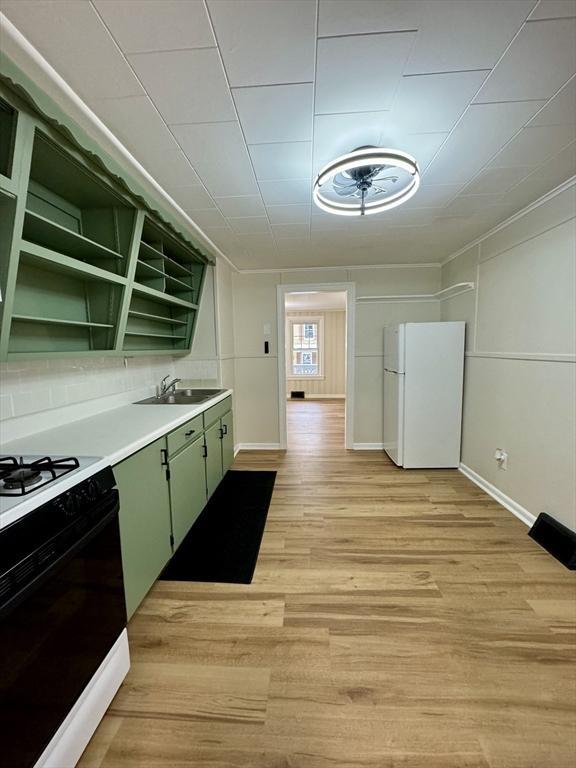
[284,290,347,449]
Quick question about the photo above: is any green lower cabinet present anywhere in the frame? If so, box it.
[113,437,172,619]
[168,434,207,550]
[221,409,234,474]
[205,420,224,498]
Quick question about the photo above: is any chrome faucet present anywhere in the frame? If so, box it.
[157,375,181,398]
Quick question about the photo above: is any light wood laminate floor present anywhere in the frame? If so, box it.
[80,400,576,768]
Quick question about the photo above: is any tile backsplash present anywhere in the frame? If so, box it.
[0,355,219,421]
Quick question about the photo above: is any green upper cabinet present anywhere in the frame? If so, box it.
[0,81,210,361]
[122,216,205,353]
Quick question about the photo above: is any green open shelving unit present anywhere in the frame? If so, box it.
[0,80,210,361]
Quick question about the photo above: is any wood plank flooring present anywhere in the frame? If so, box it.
[79,400,576,768]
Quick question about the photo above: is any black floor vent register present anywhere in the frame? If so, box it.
[160,470,276,584]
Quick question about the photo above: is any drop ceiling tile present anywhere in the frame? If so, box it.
[404,0,535,75]
[275,237,313,253]
[272,223,311,239]
[164,185,217,211]
[529,76,576,126]
[228,217,271,234]
[91,95,179,156]
[202,227,247,255]
[128,48,235,124]
[488,124,576,167]
[315,31,416,114]
[234,231,277,251]
[462,166,534,195]
[474,18,576,103]
[378,208,439,227]
[233,84,313,144]
[318,0,422,37]
[400,133,450,172]
[206,0,316,86]
[496,141,576,207]
[1,0,144,99]
[214,196,266,217]
[143,150,202,189]
[266,204,311,224]
[388,70,489,134]
[529,0,576,20]
[313,111,391,172]
[311,213,360,232]
[422,101,546,186]
[187,208,229,229]
[249,142,312,181]
[312,111,448,174]
[438,194,502,219]
[173,122,259,196]
[93,0,215,53]
[258,180,312,205]
[407,184,463,208]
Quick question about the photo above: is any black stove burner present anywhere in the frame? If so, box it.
[0,456,81,496]
[2,468,43,489]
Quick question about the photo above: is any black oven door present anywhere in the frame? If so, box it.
[0,491,126,768]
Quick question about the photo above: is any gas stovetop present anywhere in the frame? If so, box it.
[0,455,104,518]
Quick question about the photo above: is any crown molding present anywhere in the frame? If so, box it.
[441,176,576,267]
[237,262,441,274]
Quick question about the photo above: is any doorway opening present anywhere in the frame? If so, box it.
[276,283,355,451]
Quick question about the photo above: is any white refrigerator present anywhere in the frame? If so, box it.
[383,322,465,468]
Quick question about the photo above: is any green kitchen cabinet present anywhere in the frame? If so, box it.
[221,409,234,474]
[204,420,224,499]
[113,437,172,619]
[0,79,211,361]
[168,433,207,550]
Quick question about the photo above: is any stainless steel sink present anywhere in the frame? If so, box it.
[134,388,227,405]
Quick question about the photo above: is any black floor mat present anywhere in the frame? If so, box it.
[160,470,276,584]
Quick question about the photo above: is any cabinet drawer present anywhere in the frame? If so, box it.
[203,396,232,428]
[167,413,204,457]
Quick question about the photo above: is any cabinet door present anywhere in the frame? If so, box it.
[221,410,234,474]
[113,437,172,619]
[169,435,207,550]
[205,420,223,499]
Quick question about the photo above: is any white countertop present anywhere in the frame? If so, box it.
[0,389,232,528]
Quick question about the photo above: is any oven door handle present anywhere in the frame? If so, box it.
[0,494,121,619]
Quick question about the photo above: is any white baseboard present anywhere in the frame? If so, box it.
[286,394,346,400]
[236,442,282,451]
[234,444,240,457]
[353,442,384,450]
[459,463,536,528]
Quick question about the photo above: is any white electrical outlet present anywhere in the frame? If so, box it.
[494,448,508,470]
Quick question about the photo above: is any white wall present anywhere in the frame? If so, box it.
[286,309,346,397]
[231,266,442,447]
[441,185,576,531]
[0,354,176,421]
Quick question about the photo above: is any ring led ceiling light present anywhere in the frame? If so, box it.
[313,146,420,216]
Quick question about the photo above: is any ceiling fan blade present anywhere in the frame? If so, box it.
[335,186,360,197]
[332,177,356,188]
[372,172,399,183]
[370,184,391,195]
[365,166,386,180]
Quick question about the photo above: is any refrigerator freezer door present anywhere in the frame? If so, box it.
[383,369,404,466]
[383,324,404,374]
